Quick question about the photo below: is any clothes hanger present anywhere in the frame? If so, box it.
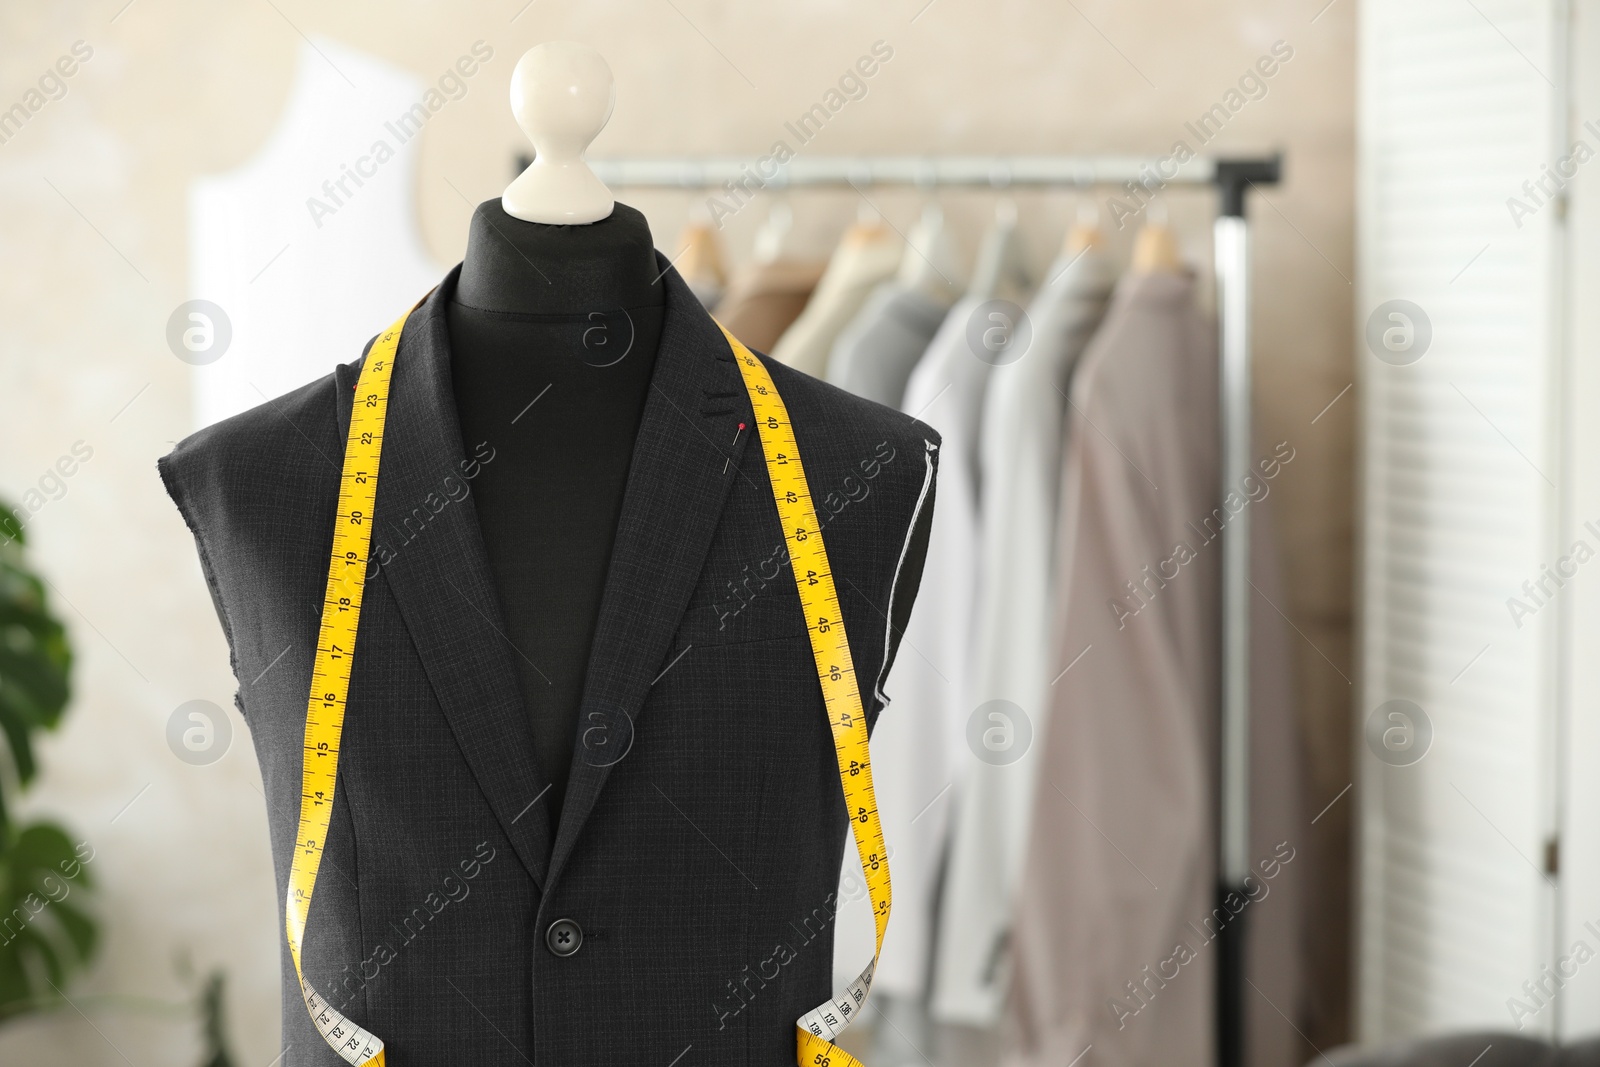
[841,199,892,246]
[752,199,797,264]
[1042,201,1103,288]
[896,200,963,304]
[675,205,728,305]
[501,42,616,224]
[967,197,1030,302]
[1063,199,1105,257]
[1131,199,1184,274]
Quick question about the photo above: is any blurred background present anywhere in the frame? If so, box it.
[0,0,1591,1065]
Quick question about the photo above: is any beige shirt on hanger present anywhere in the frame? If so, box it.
[769,224,902,377]
[1002,270,1305,1067]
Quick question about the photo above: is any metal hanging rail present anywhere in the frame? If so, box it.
[590,154,1228,189]
[588,151,1282,1067]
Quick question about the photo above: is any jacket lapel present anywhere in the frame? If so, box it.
[545,258,754,888]
[362,270,556,890]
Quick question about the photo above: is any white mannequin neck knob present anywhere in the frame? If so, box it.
[502,42,616,225]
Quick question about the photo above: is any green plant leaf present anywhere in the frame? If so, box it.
[0,515,72,794]
[0,821,97,1019]
[0,500,95,1024]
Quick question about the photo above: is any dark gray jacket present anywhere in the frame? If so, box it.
[159,264,938,1066]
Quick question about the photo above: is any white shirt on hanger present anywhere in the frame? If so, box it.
[931,247,1116,1026]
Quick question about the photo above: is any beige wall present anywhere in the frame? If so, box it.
[0,1,1353,1062]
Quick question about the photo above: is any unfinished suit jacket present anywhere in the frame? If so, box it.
[158,261,940,1067]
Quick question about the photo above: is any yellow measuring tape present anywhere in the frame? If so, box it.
[286,305,890,1067]
[285,307,407,1067]
[718,324,890,1067]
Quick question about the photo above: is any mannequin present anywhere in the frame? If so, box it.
[449,43,930,827]
[446,43,663,827]
[158,39,942,1067]
[447,201,663,828]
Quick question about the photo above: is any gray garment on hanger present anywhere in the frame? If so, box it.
[826,282,950,407]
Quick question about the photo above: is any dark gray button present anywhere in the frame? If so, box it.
[546,918,583,957]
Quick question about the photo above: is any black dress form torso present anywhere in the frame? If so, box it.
[447,199,664,830]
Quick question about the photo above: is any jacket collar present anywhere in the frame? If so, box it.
[547,254,755,888]
[367,257,753,892]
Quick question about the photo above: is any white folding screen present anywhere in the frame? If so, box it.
[1557,0,1600,1042]
[1357,0,1565,1042]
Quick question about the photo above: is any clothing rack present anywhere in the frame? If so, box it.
[590,152,1283,1067]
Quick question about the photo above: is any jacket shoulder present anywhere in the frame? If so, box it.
[760,352,941,482]
[157,365,356,591]
[157,367,354,703]
[755,353,940,719]
[158,366,351,511]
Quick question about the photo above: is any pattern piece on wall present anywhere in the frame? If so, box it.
[189,37,441,429]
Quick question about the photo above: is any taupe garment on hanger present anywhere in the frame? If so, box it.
[1003,270,1305,1067]
[713,258,824,353]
